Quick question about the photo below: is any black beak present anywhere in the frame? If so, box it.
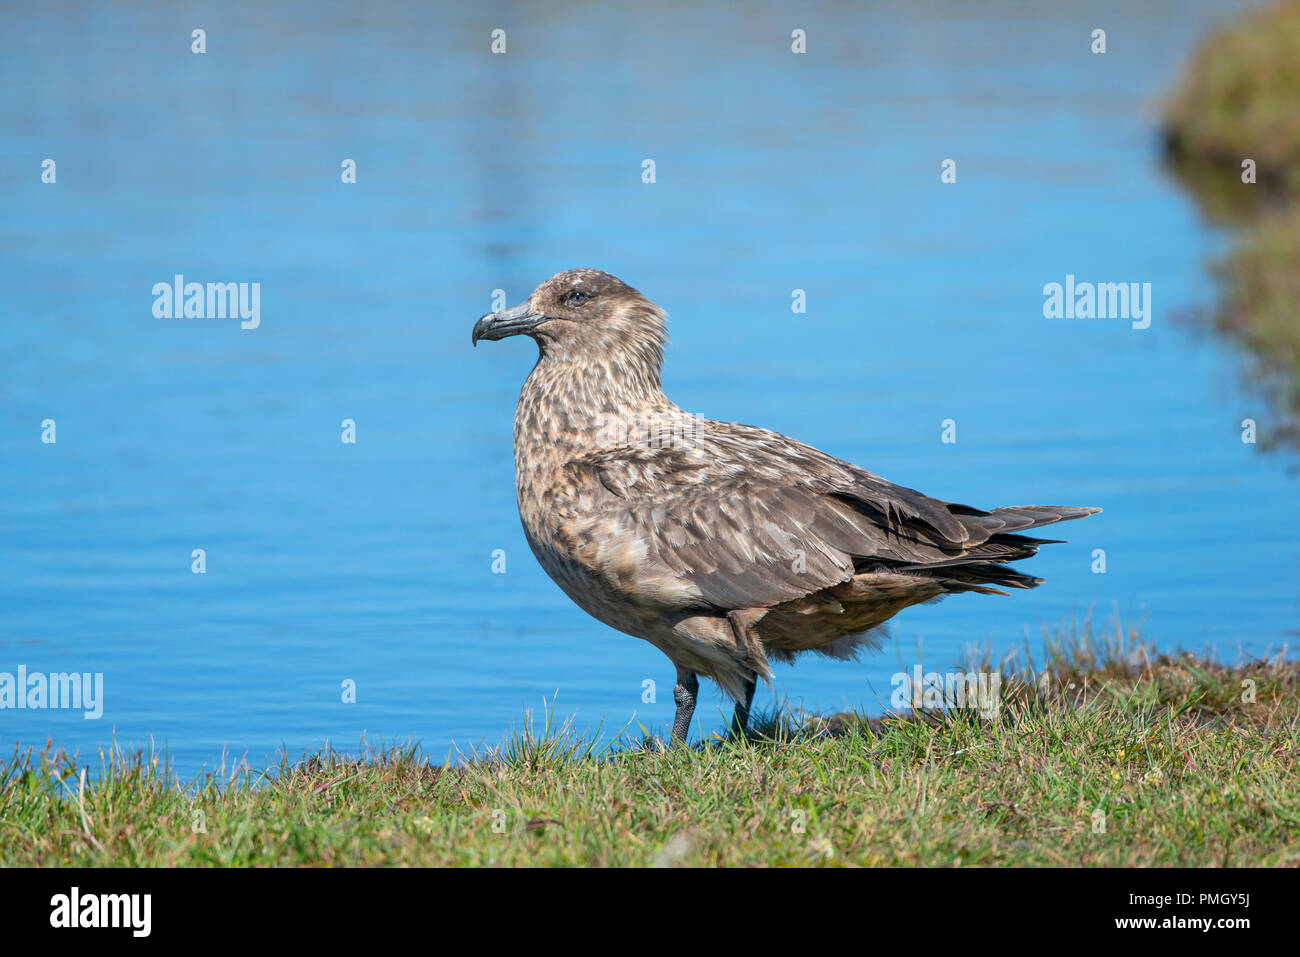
[472,303,546,346]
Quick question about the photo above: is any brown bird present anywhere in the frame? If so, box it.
[473,269,1098,743]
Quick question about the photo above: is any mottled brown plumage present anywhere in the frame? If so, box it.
[473,269,1099,741]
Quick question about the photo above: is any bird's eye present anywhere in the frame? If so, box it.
[566,290,590,306]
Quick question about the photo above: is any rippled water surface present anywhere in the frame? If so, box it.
[2,1,1295,776]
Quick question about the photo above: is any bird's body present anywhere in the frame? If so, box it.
[475,269,1098,740]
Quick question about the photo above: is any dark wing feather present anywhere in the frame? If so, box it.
[566,420,1098,612]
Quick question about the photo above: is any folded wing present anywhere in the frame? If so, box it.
[564,422,1099,612]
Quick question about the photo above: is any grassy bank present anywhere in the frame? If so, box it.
[1164,0,1300,446]
[1164,0,1300,207]
[2,627,1297,867]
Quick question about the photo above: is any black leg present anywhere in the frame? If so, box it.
[732,673,757,737]
[672,669,698,745]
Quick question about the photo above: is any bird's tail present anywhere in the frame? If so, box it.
[920,504,1100,593]
[961,504,1101,534]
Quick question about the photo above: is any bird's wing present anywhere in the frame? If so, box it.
[563,421,1096,612]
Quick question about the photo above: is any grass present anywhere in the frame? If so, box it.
[1163,0,1300,445]
[2,622,1297,867]
[1164,0,1300,209]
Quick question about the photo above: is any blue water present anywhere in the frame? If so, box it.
[2,0,1295,777]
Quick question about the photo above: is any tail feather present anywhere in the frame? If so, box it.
[969,504,1100,535]
[899,504,1099,583]
[937,563,1044,593]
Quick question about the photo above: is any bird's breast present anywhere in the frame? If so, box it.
[514,454,707,631]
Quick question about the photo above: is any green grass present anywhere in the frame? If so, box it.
[1164,0,1300,210]
[2,625,1297,867]
[1164,0,1300,445]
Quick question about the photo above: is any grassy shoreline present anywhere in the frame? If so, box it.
[1163,0,1300,447]
[2,628,1296,867]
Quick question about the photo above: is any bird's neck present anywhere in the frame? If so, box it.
[514,345,674,465]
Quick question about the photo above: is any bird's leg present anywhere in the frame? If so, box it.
[725,608,767,738]
[732,672,757,738]
[671,668,698,746]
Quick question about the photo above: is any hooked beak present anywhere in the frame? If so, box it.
[472,302,546,346]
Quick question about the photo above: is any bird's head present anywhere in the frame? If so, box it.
[472,269,667,371]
